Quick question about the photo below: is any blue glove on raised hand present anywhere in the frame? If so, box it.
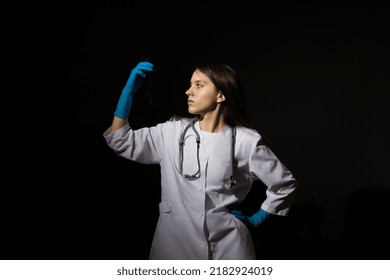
[114,61,154,119]
[229,206,271,229]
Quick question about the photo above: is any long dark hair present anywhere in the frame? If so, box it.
[194,62,253,128]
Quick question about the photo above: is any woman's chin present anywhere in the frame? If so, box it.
[188,108,197,115]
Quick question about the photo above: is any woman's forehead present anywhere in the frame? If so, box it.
[191,69,211,83]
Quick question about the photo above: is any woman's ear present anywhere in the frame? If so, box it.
[217,91,226,103]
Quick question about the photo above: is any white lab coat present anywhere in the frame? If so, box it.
[103,118,296,260]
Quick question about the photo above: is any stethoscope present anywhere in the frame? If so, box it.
[179,117,237,188]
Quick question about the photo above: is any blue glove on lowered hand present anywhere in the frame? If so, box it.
[229,206,271,229]
[114,61,154,119]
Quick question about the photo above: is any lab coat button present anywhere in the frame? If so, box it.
[199,212,204,217]
[201,242,208,247]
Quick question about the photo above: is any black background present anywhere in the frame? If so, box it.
[5,1,390,260]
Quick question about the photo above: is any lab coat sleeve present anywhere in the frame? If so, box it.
[249,138,297,216]
[103,122,165,165]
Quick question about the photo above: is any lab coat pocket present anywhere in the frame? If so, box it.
[159,202,172,214]
[205,156,233,189]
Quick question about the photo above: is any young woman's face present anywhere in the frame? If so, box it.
[185,69,224,116]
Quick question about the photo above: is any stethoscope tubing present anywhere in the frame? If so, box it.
[179,117,236,187]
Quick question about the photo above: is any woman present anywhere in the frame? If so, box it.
[103,61,297,259]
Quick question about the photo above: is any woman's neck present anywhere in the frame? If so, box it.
[199,109,226,133]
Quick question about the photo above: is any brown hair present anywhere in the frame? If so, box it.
[194,62,252,128]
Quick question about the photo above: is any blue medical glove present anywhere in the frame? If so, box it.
[114,61,154,119]
[230,206,271,229]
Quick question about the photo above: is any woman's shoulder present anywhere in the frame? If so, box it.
[236,126,261,138]
[169,115,194,123]
[235,126,264,144]
[158,115,194,130]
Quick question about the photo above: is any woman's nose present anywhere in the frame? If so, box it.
[185,89,193,96]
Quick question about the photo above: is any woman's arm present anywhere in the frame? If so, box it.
[107,61,154,134]
[107,116,128,134]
